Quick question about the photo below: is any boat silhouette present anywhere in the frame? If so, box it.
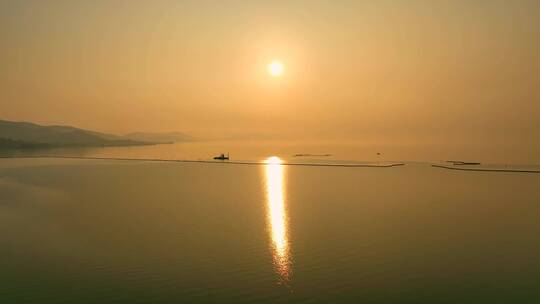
[213,153,229,160]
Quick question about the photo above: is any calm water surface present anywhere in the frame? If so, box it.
[1,157,540,303]
[3,140,539,165]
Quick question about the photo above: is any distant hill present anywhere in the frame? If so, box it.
[0,119,152,148]
[124,132,194,144]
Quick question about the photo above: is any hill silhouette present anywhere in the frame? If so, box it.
[0,119,151,148]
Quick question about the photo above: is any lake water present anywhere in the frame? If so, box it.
[1,153,540,303]
[2,140,539,165]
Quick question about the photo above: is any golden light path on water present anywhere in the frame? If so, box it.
[263,156,291,283]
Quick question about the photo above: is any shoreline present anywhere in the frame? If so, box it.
[0,155,405,168]
[432,164,540,174]
[3,156,539,172]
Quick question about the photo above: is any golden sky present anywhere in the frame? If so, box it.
[1,1,539,151]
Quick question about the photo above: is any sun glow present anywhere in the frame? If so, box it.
[268,60,284,77]
[263,156,291,283]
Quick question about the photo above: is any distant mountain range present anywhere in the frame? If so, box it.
[0,119,191,149]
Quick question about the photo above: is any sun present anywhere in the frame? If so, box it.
[268,60,284,77]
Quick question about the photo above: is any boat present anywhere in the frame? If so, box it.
[213,153,229,160]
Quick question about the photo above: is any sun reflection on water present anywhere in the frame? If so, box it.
[263,156,291,283]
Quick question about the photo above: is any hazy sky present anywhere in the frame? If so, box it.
[1,1,539,149]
